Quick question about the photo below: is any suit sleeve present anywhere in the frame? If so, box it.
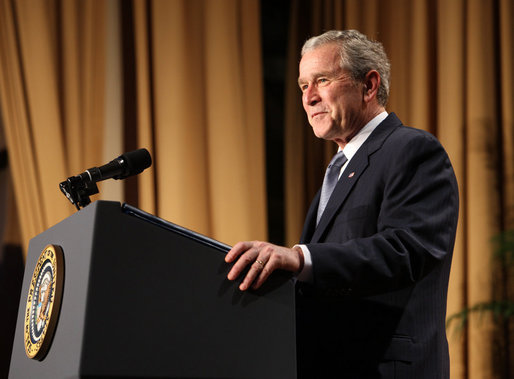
[305,131,459,295]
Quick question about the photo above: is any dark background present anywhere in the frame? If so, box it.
[262,0,291,246]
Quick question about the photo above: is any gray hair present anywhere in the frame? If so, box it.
[301,30,391,106]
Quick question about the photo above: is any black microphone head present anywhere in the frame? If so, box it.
[118,148,152,178]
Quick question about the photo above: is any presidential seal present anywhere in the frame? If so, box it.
[24,244,64,360]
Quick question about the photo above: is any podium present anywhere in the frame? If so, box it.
[9,201,297,378]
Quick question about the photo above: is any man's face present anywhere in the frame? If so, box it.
[298,43,366,146]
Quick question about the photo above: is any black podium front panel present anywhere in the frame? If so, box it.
[9,201,296,378]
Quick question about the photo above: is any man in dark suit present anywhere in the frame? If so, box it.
[226,30,459,378]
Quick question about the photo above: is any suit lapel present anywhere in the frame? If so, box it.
[309,113,403,243]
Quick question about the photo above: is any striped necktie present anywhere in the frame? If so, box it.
[317,151,347,225]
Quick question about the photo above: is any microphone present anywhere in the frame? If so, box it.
[59,148,152,210]
[78,148,152,183]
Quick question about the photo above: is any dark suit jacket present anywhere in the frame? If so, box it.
[296,113,459,379]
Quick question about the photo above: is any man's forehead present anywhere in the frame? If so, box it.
[298,61,344,84]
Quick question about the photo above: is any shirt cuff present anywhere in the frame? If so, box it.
[293,244,313,283]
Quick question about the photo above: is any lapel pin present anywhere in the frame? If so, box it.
[348,172,355,178]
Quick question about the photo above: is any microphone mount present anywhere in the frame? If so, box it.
[59,172,100,210]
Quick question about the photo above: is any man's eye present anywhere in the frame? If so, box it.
[318,78,328,84]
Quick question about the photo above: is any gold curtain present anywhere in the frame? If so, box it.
[285,0,514,378]
[0,0,107,253]
[0,0,266,252]
[132,0,267,244]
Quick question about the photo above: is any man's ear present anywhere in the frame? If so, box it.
[363,70,381,103]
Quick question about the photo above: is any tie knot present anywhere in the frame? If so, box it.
[328,151,347,169]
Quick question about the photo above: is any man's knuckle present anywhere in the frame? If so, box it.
[263,245,274,255]
[269,254,280,264]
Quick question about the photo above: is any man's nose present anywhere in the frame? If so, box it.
[303,86,321,106]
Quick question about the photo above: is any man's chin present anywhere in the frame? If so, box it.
[311,125,332,140]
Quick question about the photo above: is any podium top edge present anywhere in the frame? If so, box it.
[121,203,231,254]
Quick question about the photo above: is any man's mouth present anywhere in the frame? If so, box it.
[311,111,327,118]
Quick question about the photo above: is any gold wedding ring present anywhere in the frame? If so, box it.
[255,259,264,267]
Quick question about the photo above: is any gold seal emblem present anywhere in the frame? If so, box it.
[24,244,64,360]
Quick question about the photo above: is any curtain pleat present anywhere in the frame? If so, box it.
[499,0,514,375]
[0,0,67,252]
[499,0,514,230]
[204,0,267,242]
[148,0,210,233]
[437,0,468,376]
[133,0,156,214]
[133,0,267,244]
[0,0,107,254]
